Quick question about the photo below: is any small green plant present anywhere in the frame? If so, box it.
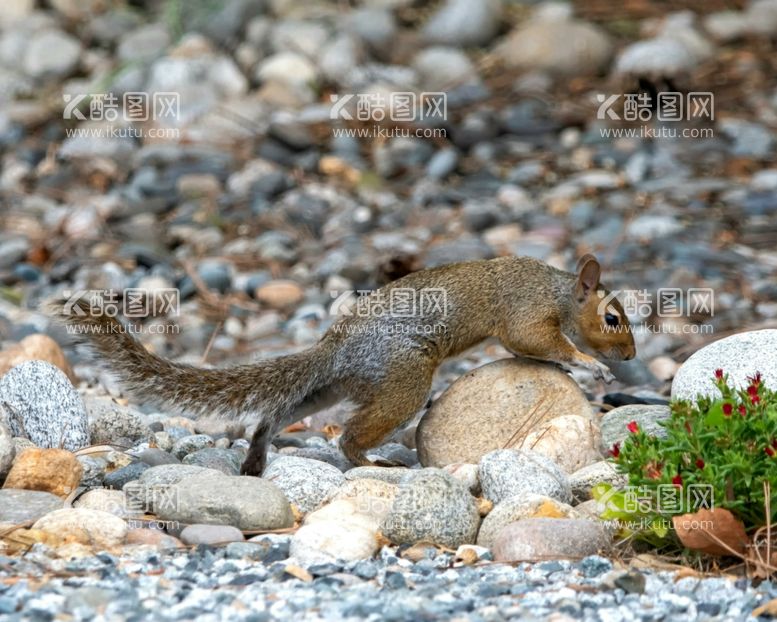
[605,370,777,533]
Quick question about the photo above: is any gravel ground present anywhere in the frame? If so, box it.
[1,545,773,622]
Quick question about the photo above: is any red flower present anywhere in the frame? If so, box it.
[695,458,705,469]
[714,369,724,379]
[747,384,758,396]
[723,403,733,416]
[684,421,692,434]
[748,371,762,387]
[738,404,747,416]
[627,421,639,434]
[751,394,761,405]
[766,446,775,458]
[609,443,620,458]
[672,474,683,487]
[772,439,777,449]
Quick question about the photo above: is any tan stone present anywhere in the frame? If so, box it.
[33,508,128,548]
[3,448,83,497]
[476,494,578,548]
[0,334,75,382]
[416,358,594,467]
[519,414,603,473]
[255,280,305,309]
[124,528,183,549]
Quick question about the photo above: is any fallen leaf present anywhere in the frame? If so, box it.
[753,598,777,618]
[672,508,748,556]
[283,564,313,582]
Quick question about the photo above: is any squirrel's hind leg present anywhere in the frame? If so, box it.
[340,355,433,467]
[241,420,272,476]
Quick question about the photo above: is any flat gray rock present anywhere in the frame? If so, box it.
[0,489,64,524]
[86,396,152,445]
[154,471,294,531]
[0,361,89,451]
[493,518,611,562]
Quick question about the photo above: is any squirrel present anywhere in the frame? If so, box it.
[47,254,635,476]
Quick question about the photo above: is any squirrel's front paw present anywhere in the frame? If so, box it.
[592,362,615,384]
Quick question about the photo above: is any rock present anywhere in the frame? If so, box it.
[422,0,502,47]
[614,12,712,79]
[182,447,242,475]
[0,420,14,481]
[131,447,180,467]
[367,443,417,467]
[153,471,294,531]
[0,489,63,523]
[426,148,459,180]
[263,456,345,514]
[671,330,777,400]
[256,52,318,103]
[288,445,353,472]
[569,461,627,502]
[124,528,183,549]
[492,518,611,562]
[498,4,612,76]
[380,469,480,548]
[171,434,215,460]
[477,494,578,549]
[599,405,671,452]
[411,47,477,91]
[33,508,128,548]
[255,280,305,309]
[117,23,170,63]
[23,29,82,79]
[344,466,410,484]
[0,334,75,382]
[291,498,380,565]
[417,358,592,467]
[327,479,397,523]
[86,397,152,445]
[180,524,245,545]
[3,448,83,497]
[73,489,134,518]
[0,361,90,451]
[479,449,572,504]
[519,415,602,473]
[441,463,480,496]
[320,34,365,85]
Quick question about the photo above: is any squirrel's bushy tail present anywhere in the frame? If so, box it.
[45,297,333,422]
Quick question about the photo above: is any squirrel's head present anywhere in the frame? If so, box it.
[574,254,636,361]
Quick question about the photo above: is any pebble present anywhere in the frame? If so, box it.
[0,489,64,523]
[479,449,573,505]
[3,448,82,497]
[599,405,671,451]
[0,361,90,451]
[179,524,245,546]
[477,494,578,549]
[33,508,128,549]
[0,420,14,480]
[492,518,611,562]
[0,334,75,381]
[263,455,345,515]
[380,469,480,548]
[86,397,152,445]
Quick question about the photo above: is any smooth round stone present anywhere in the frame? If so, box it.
[152,471,294,531]
[671,329,777,400]
[344,467,410,485]
[131,447,180,467]
[182,448,242,475]
[416,358,593,467]
[380,469,480,549]
[33,508,128,548]
[172,434,215,460]
[599,405,671,451]
[479,449,572,504]
[493,518,611,562]
[0,489,64,523]
[477,494,578,549]
[180,524,245,545]
[263,456,345,514]
[103,462,149,490]
[86,397,152,445]
[0,420,14,479]
[0,361,89,451]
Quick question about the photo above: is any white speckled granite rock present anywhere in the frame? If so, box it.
[263,455,345,514]
[479,449,572,504]
[0,361,89,451]
[671,330,777,400]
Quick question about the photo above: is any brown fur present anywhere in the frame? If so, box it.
[45,255,635,475]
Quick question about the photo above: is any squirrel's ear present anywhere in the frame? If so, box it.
[575,255,601,300]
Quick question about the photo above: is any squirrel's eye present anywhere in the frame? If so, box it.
[604,313,619,326]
